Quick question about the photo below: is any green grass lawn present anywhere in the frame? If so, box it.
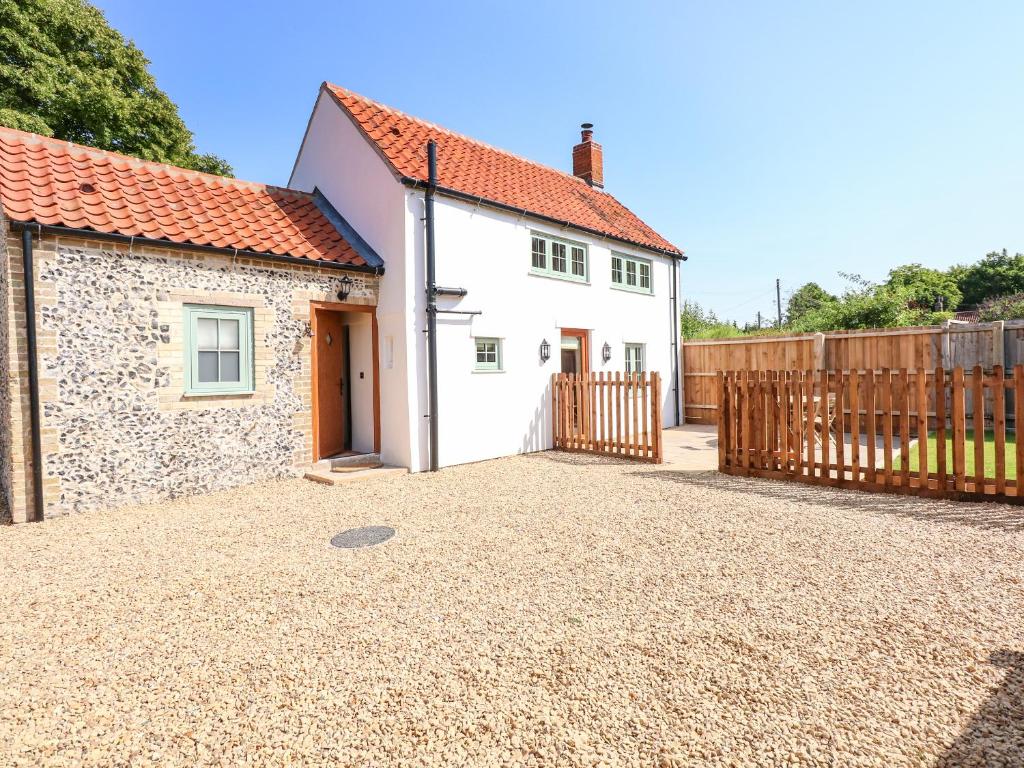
[895,429,1017,477]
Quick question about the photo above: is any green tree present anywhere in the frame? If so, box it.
[884,263,962,311]
[978,293,1024,322]
[790,274,951,332]
[0,0,230,175]
[680,301,741,339]
[952,250,1024,308]
[786,282,836,323]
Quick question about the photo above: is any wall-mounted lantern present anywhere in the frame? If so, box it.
[540,338,551,363]
[336,275,354,302]
[602,342,612,363]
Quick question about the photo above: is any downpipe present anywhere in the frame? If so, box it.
[425,140,440,471]
[20,225,44,521]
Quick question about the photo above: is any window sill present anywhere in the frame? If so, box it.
[610,284,654,296]
[528,269,590,286]
[182,389,256,399]
[472,369,506,374]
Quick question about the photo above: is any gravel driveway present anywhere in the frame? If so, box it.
[2,453,1023,766]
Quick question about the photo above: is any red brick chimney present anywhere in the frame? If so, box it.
[572,123,603,188]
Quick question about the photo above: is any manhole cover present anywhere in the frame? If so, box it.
[330,526,395,549]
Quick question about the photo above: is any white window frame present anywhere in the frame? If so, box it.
[611,253,653,295]
[183,304,255,395]
[624,343,645,375]
[474,337,503,372]
[529,231,589,283]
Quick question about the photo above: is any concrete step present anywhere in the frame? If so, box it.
[311,452,381,472]
[304,464,406,486]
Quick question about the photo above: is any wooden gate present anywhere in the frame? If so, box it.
[552,372,663,463]
[718,366,1024,503]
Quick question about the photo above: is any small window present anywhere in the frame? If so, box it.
[475,337,502,371]
[624,343,645,375]
[531,236,547,270]
[551,242,567,273]
[184,305,254,394]
[571,246,586,277]
[611,253,653,294]
[529,232,588,283]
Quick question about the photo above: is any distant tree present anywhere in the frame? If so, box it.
[680,301,741,339]
[884,263,962,311]
[978,293,1024,322]
[790,273,951,332]
[0,0,231,175]
[786,283,836,323]
[952,250,1024,308]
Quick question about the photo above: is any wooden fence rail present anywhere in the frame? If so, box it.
[718,366,1024,503]
[552,372,663,463]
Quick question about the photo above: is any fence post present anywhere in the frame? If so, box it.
[972,365,985,493]
[994,365,1006,494]
[952,367,966,491]
[813,333,826,371]
[1016,365,1024,496]
[935,367,946,491]
[993,320,1005,369]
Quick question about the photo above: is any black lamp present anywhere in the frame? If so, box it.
[336,275,354,302]
[540,338,551,363]
[602,342,612,363]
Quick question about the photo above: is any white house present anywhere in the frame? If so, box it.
[289,84,684,472]
[0,83,682,522]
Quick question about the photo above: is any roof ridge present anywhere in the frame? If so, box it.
[0,125,310,200]
[323,82,609,192]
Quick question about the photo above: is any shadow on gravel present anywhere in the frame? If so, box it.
[631,470,1024,534]
[937,650,1024,767]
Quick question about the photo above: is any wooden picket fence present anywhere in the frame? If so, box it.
[718,366,1024,503]
[552,372,663,463]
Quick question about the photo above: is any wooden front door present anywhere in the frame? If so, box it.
[560,329,589,374]
[315,309,348,458]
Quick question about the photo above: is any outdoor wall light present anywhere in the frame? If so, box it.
[336,275,354,302]
[602,342,612,363]
[540,338,551,363]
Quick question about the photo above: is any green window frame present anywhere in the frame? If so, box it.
[624,343,645,374]
[611,253,653,294]
[529,231,589,283]
[474,337,502,371]
[183,305,255,395]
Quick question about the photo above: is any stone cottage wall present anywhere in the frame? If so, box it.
[2,230,378,521]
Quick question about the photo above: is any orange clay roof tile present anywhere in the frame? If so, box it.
[321,85,683,256]
[0,126,367,266]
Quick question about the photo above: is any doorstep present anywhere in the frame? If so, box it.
[304,452,408,486]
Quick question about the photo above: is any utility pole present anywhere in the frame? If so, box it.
[776,278,782,328]
[757,311,762,330]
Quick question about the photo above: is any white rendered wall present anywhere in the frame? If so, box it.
[417,194,679,470]
[343,312,375,454]
[289,93,415,468]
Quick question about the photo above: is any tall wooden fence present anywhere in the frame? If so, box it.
[552,372,663,463]
[718,366,1024,503]
[684,320,1024,424]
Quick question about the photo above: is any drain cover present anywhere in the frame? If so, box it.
[330,526,395,549]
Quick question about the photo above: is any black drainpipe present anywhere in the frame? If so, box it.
[21,226,44,522]
[425,140,439,471]
[671,256,682,425]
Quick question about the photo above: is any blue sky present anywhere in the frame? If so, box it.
[96,0,1023,325]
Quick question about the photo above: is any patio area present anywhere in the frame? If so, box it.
[1,450,1022,766]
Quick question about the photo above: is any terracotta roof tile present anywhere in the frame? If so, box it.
[324,83,682,256]
[0,126,369,267]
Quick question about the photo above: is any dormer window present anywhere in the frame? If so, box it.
[529,232,588,283]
